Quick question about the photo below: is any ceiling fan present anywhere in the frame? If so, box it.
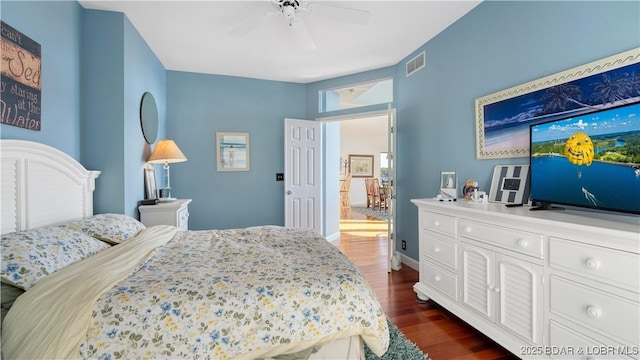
[229,0,370,51]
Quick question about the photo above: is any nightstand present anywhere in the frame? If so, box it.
[138,199,191,230]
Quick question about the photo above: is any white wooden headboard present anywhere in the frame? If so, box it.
[1,140,101,234]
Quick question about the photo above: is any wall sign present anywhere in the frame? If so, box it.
[1,21,42,131]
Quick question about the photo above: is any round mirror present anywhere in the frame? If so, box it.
[140,92,159,144]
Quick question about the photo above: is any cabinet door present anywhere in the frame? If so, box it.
[496,254,544,344]
[461,243,495,321]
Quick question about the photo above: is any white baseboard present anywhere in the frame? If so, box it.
[325,231,340,242]
[399,253,419,271]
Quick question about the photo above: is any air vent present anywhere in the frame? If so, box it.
[406,51,425,77]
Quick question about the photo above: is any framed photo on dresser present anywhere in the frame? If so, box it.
[144,165,157,200]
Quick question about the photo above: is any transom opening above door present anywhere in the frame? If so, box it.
[319,78,393,113]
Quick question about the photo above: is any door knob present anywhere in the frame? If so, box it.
[286,190,292,195]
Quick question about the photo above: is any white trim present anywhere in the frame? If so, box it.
[325,231,340,242]
[400,253,419,271]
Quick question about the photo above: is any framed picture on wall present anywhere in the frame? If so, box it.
[216,132,250,171]
[475,47,640,159]
[348,154,374,177]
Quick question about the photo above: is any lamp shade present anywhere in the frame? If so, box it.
[148,139,187,164]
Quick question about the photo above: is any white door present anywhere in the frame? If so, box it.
[284,118,323,233]
[387,106,396,272]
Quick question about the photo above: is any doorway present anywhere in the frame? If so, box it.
[335,208,388,273]
[319,108,395,271]
[338,116,388,210]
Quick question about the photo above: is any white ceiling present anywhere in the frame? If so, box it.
[78,0,481,84]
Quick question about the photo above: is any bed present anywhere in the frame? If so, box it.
[0,140,389,359]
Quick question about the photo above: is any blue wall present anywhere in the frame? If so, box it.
[81,9,166,217]
[393,0,640,259]
[123,14,167,217]
[2,2,167,218]
[81,10,127,216]
[2,1,638,262]
[0,1,83,158]
[166,71,306,230]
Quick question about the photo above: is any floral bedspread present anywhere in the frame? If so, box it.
[81,226,389,359]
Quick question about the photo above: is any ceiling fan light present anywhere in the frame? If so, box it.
[282,5,296,19]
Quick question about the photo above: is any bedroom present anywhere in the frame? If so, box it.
[1,0,636,257]
[1,0,639,359]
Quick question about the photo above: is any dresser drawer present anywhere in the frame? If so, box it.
[421,210,457,237]
[421,262,457,300]
[421,232,457,270]
[548,320,635,360]
[550,276,639,346]
[550,237,640,291]
[459,219,543,258]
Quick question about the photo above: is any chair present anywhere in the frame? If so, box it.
[364,178,375,208]
[379,181,389,211]
[371,178,387,211]
[365,178,381,210]
[340,174,352,209]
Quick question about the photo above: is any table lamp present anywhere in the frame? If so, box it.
[148,139,187,202]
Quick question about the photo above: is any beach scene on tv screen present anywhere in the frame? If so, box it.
[530,103,640,213]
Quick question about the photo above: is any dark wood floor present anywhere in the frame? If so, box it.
[332,209,518,360]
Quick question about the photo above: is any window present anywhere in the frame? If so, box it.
[380,152,389,180]
[319,78,393,113]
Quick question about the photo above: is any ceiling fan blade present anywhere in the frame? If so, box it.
[311,3,370,26]
[291,18,316,51]
[229,12,275,37]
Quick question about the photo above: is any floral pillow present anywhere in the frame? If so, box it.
[60,213,145,245]
[1,227,110,290]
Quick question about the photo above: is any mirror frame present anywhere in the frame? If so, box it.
[140,92,159,144]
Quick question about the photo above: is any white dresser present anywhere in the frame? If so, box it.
[411,198,640,359]
[138,199,191,230]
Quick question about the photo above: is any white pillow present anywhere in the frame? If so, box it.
[1,226,110,290]
[60,213,146,245]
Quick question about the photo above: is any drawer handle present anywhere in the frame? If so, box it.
[433,247,441,253]
[517,239,528,248]
[585,258,600,269]
[433,275,441,282]
[586,306,601,318]
[433,220,441,227]
[488,284,494,291]
[463,226,472,233]
[494,287,500,293]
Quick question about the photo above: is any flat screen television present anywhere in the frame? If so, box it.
[529,101,640,215]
